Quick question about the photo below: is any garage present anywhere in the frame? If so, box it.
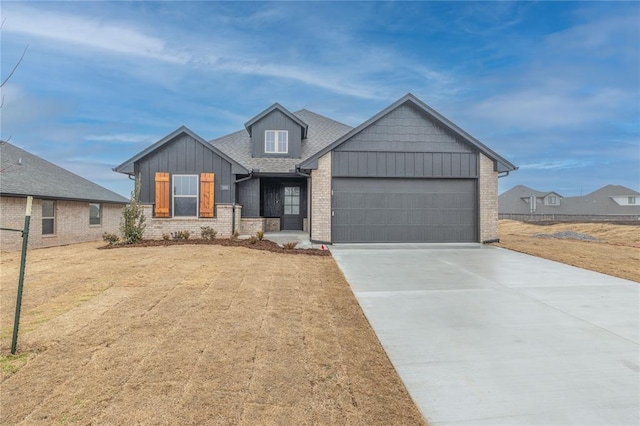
[332,178,478,243]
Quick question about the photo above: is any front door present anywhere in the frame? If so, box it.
[281,185,303,230]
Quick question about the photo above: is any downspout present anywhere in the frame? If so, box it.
[295,167,312,237]
[233,171,254,236]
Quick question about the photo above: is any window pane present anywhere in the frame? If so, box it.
[277,131,288,153]
[291,205,299,215]
[174,176,197,196]
[174,197,197,216]
[42,218,54,235]
[284,187,292,195]
[90,203,101,225]
[284,205,291,215]
[42,200,54,218]
[292,187,299,196]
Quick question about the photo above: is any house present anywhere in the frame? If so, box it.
[1,141,128,250]
[499,184,640,221]
[115,93,516,243]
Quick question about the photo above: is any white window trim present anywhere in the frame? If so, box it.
[172,174,199,217]
[265,130,288,154]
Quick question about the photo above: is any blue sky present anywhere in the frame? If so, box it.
[1,1,638,198]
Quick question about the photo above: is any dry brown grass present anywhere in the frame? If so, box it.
[496,220,640,283]
[0,242,426,425]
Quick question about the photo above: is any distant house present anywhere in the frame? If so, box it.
[115,93,516,243]
[499,184,640,221]
[1,141,128,250]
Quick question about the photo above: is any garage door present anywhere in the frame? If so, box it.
[332,178,477,243]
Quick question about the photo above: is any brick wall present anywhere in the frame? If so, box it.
[239,218,265,236]
[310,153,332,242]
[479,153,499,242]
[140,204,240,239]
[0,196,124,251]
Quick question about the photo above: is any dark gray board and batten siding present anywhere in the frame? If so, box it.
[250,109,303,159]
[134,133,235,210]
[330,101,479,243]
[236,178,260,217]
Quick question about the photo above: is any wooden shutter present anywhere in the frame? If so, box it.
[200,173,215,217]
[155,172,170,217]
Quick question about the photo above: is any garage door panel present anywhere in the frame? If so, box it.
[332,178,477,243]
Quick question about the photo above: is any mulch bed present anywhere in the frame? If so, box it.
[99,238,332,256]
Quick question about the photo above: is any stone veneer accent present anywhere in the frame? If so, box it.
[239,218,265,236]
[265,218,280,232]
[310,153,332,242]
[479,153,499,242]
[140,204,241,239]
[0,196,124,251]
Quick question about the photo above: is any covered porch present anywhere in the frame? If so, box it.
[236,175,309,235]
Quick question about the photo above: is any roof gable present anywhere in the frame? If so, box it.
[300,93,517,172]
[114,126,249,175]
[244,103,308,139]
[0,141,128,203]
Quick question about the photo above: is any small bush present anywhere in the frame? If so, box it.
[162,233,170,241]
[232,230,239,239]
[171,230,190,240]
[283,241,298,250]
[256,230,264,240]
[201,226,217,240]
[248,236,258,244]
[102,232,119,245]
[120,175,146,244]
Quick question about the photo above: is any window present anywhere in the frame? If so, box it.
[547,195,558,205]
[173,175,198,216]
[629,197,637,204]
[284,186,300,215]
[90,203,101,225]
[42,200,55,235]
[265,130,288,154]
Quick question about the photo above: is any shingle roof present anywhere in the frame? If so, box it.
[211,109,353,173]
[0,141,128,203]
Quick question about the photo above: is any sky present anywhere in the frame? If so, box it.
[1,1,638,198]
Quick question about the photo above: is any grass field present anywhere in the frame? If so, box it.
[1,242,426,425]
[496,220,640,282]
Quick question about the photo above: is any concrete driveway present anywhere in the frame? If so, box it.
[330,244,639,425]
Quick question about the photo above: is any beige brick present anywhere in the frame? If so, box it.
[479,153,499,242]
[139,204,239,240]
[0,196,124,251]
[310,153,331,242]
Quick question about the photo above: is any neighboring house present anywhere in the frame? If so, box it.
[115,93,516,243]
[1,141,128,250]
[499,184,640,221]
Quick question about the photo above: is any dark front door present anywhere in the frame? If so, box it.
[281,185,303,230]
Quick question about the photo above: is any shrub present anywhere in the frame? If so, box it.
[120,176,146,244]
[102,232,119,245]
[248,236,258,244]
[162,233,170,241]
[201,226,217,240]
[283,241,298,250]
[256,230,264,240]
[232,230,239,239]
[171,230,190,240]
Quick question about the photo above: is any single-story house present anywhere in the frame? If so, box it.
[499,184,640,221]
[115,93,516,243]
[1,141,128,250]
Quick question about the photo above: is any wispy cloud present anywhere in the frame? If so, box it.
[85,134,156,144]
[2,6,190,63]
[519,160,592,170]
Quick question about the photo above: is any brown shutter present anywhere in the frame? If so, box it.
[200,173,215,217]
[154,172,170,217]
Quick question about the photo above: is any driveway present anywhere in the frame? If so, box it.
[330,244,639,425]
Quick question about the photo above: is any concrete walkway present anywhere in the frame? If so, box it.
[330,244,639,425]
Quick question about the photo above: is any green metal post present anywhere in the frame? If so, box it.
[11,196,32,355]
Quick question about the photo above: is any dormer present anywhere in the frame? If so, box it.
[244,103,308,159]
[543,192,562,206]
